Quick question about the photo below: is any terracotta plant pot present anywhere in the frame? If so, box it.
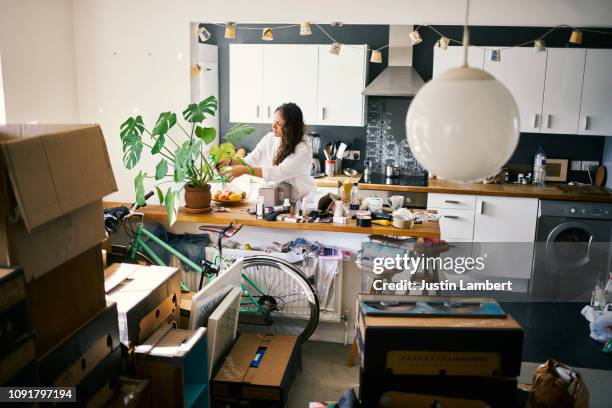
[184,184,211,209]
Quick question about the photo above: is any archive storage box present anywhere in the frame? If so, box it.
[38,303,121,407]
[135,325,208,408]
[105,263,181,348]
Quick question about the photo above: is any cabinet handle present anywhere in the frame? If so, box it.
[321,107,326,120]
[444,200,460,204]
[256,105,260,118]
[444,215,459,219]
[545,114,551,129]
[581,115,590,130]
[479,200,486,215]
[267,106,271,119]
[532,113,540,128]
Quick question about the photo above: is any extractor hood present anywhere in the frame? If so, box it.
[362,25,425,97]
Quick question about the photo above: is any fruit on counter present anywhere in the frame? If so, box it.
[214,188,245,201]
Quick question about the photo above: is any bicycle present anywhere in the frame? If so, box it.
[104,192,320,343]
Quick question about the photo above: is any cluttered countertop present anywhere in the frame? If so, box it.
[103,200,441,238]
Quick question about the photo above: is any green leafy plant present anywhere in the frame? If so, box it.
[120,96,254,225]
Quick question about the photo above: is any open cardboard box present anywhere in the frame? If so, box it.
[0,124,117,281]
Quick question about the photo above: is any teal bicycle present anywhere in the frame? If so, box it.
[104,192,319,343]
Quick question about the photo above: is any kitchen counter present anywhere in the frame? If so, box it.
[358,178,612,202]
[104,201,441,238]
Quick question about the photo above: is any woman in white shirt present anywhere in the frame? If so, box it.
[218,103,316,201]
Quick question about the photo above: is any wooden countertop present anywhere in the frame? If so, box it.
[104,201,441,239]
[358,179,612,202]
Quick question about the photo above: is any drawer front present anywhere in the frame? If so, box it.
[429,208,475,240]
[428,193,476,210]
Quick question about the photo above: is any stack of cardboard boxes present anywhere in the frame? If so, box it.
[355,294,524,408]
[0,124,120,405]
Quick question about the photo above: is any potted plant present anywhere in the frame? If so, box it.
[120,95,254,225]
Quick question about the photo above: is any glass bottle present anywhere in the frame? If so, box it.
[256,196,265,220]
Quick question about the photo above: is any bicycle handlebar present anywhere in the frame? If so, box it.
[131,191,154,212]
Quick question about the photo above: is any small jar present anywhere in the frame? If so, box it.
[325,160,336,177]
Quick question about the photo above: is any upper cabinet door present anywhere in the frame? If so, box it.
[484,48,547,133]
[579,49,612,136]
[433,46,485,78]
[263,45,319,125]
[316,44,367,127]
[541,49,586,134]
[229,44,264,123]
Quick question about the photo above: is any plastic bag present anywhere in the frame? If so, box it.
[526,359,589,408]
[581,304,612,342]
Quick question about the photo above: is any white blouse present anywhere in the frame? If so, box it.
[244,132,316,200]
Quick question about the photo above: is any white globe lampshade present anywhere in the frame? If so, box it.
[406,67,520,181]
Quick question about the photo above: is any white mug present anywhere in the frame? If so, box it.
[367,197,384,213]
[387,195,404,210]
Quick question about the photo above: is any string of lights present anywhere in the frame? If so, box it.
[197,22,612,64]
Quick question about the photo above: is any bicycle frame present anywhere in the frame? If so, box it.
[128,224,266,314]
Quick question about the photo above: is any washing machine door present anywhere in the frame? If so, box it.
[545,221,594,268]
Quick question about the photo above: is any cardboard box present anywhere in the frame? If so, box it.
[26,244,106,355]
[355,295,523,379]
[212,333,301,407]
[38,303,120,387]
[0,332,37,385]
[135,325,208,408]
[179,291,194,330]
[0,267,31,351]
[105,263,181,348]
[104,377,152,408]
[359,370,518,408]
[0,124,117,281]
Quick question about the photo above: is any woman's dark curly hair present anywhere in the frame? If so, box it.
[273,103,306,165]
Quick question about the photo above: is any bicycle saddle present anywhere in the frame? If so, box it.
[199,223,243,238]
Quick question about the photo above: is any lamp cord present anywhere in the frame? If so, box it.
[462,0,471,67]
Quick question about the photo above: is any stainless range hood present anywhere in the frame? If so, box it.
[362,25,425,97]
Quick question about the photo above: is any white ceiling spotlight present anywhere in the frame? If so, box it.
[405,0,519,181]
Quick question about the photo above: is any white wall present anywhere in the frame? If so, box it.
[0,0,79,123]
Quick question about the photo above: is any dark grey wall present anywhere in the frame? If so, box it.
[412,25,612,181]
[201,23,388,160]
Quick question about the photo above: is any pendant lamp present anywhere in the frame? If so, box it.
[405,0,519,181]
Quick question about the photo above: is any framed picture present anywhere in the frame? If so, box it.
[545,159,568,182]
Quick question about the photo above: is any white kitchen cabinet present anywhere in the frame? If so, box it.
[472,196,539,279]
[578,49,612,136]
[484,47,547,133]
[428,193,476,211]
[541,49,586,134]
[263,45,319,125]
[316,45,367,126]
[432,46,485,78]
[229,44,264,123]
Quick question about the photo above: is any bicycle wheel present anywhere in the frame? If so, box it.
[107,244,154,267]
[239,255,319,343]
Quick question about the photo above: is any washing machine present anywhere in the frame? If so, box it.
[530,200,612,301]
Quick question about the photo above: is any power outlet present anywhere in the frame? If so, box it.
[570,160,582,171]
[346,150,360,160]
[581,160,599,171]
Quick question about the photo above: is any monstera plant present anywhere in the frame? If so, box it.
[120,95,254,225]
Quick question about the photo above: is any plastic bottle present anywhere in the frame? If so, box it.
[604,273,612,305]
[591,282,604,309]
[283,198,291,214]
[256,196,264,220]
[533,146,546,186]
[350,183,360,218]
